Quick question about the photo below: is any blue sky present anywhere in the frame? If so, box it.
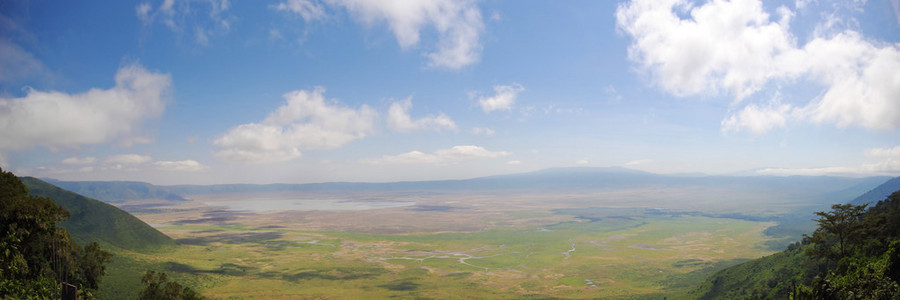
[1,0,899,185]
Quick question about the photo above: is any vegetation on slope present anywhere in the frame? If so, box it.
[693,188,900,299]
[20,177,175,251]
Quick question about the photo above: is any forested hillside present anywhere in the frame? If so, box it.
[693,189,900,299]
[21,177,175,251]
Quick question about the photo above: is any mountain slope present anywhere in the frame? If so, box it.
[20,177,175,251]
[43,178,186,203]
[850,176,900,206]
[690,243,822,299]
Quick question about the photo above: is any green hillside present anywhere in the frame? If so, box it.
[690,242,824,299]
[692,188,900,299]
[20,177,175,251]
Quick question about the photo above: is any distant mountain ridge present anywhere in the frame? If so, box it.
[21,177,175,251]
[45,167,890,209]
[43,178,186,203]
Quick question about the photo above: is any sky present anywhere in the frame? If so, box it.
[1,0,899,185]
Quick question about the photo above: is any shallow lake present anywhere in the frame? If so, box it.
[207,199,416,212]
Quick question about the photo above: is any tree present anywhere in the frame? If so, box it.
[77,242,112,291]
[138,271,205,300]
[805,203,869,262]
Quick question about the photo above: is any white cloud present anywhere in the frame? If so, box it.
[617,0,795,100]
[795,37,900,130]
[758,145,900,176]
[136,0,233,45]
[362,145,509,165]
[214,87,376,163]
[471,127,494,136]
[617,0,900,134]
[295,0,485,69]
[61,157,97,165]
[387,98,457,132]
[576,159,589,165]
[867,146,900,159]
[23,154,206,176]
[0,64,171,150]
[506,160,521,165]
[153,160,207,171]
[274,0,327,21]
[477,83,524,113]
[104,154,153,165]
[721,102,791,134]
[624,159,652,166]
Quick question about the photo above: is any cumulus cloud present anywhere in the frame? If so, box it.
[153,160,207,171]
[361,145,509,165]
[387,98,457,132]
[214,87,376,163]
[136,0,233,45]
[477,83,524,113]
[617,0,795,99]
[277,0,485,69]
[0,64,171,150]
[617,0,900,134]
[758,145,900,176]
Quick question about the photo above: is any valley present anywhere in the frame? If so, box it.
[109,188,789,299]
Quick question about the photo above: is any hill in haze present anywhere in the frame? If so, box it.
[20,177,175,251]
[44,178,186,203]
[850,176,900,206]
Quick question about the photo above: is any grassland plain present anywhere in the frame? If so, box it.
[109,191,780,299]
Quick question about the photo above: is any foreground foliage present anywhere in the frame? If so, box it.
[0,168,112,299]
